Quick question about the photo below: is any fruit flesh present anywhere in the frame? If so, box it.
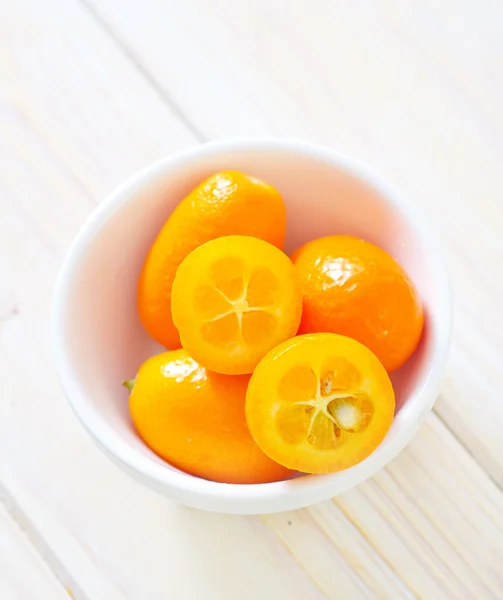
[275,359,373,448]
[196,258,279,348]
[138,171,286,349]
[128,350,292,484]
[171,236,302,375]
[246,333,395,474]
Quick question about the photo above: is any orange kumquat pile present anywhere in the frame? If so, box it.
[125,171,423,482]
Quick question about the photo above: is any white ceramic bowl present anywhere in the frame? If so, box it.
[52,139,451,514]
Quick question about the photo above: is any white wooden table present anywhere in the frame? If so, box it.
[1,1,503,598]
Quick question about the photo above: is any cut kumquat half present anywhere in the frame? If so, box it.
[245,333,395,474]
[171,235,302,375]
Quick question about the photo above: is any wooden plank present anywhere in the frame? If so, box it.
[264,414,503,600]
[0,504,70,600]
[79,0,311,140]
[263,508,415,600]
[1,0,197,209]
[2,466,328,600]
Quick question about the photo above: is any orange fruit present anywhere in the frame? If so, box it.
[127,350,291,484]
[138,171,286,349]
[246,333,395,474]
[291,235,424,372]
[171,235,302,375]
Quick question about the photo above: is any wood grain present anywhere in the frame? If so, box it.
[0,504,70,600]
[1,0,503,598]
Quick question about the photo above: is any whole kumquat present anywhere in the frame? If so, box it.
[291,235,424,372]
[127,350,291,484]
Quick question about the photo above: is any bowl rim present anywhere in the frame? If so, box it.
[52,138,452,514]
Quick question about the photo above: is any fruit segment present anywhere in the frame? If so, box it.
[246,333,395,474]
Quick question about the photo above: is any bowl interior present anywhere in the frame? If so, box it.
[56,142,447,496]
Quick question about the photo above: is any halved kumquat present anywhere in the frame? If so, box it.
[171,235,302,375]
[245,333,395,474]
